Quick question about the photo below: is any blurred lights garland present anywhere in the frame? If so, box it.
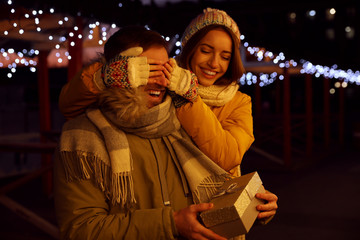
[1,1,359,94]
[1,0,117,78]
[238,40,360,90]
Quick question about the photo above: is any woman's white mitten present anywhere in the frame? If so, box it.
[99,47,150,89]
[167,58,198,103]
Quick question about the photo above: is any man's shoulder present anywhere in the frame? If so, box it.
[59,112,105,152]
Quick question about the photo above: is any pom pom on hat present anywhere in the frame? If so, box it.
[181,8,240,47]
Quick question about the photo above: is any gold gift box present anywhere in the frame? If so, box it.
[200,171,265,239]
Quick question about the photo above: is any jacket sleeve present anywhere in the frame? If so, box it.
[53,154,178,240]
[58,62,103,120]
[175,93,254,173]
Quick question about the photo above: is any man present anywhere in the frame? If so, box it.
[54,26,230,240]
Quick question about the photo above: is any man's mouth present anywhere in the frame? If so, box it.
[148,90,161,97]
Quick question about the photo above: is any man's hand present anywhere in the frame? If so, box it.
[173,203,227,240]
[256,190,278,219]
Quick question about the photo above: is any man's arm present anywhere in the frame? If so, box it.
[53,154,178,239]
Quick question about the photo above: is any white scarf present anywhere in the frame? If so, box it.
[198,82,239,107]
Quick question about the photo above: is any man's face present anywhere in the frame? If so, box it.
[139,46,168,108]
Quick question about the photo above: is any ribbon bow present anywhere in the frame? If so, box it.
[212,182,244,198]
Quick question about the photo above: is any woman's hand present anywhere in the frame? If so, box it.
[162,58,199,107]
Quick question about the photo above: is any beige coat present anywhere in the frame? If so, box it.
[54,116,193,239]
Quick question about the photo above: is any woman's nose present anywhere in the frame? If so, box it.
[207,55,219,68]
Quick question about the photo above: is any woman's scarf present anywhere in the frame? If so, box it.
[198,82,239,107]
[59,96,229,209]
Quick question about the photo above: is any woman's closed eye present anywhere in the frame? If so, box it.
[200,48,211,54]
[221,55,231,61]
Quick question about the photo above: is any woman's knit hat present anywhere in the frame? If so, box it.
[181,8,241,47]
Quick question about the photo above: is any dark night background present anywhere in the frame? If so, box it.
[0,0,359,239]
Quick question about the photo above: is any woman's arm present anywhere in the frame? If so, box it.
[59,62,103,120]
[176,92,254,172]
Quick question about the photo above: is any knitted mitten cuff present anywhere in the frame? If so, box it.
[181,72,198,102]
[167,90,190,108]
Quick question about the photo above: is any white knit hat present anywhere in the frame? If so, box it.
[181,8,241,47]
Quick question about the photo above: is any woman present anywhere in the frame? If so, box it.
[170,8,253,176]
[167,8,277,221]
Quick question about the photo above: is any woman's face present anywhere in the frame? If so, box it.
[190,29,232,87]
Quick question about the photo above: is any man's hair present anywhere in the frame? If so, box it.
[177,25,245,85]
[104,25,168,61]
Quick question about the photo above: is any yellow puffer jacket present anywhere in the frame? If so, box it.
[59,62,102,119]
[176,93,254,175]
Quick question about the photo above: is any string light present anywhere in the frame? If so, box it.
[244,42,360,87]
[0,2,78,78]
[1,3,359,88]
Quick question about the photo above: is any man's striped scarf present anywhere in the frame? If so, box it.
[59,96,229,209]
